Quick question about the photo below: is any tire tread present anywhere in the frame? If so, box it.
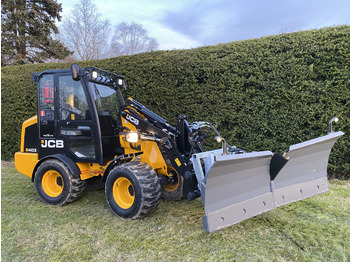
[107,161,161,219]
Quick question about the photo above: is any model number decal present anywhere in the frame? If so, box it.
[126,114,139,126]
[25,148,37,153]
[41,139,64,148]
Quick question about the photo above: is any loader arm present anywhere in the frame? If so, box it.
[119,98,199,199]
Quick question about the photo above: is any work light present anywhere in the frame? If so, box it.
[125,132,139,143]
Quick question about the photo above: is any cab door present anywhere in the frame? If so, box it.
[38,73,62,158]
[56,74,101,163]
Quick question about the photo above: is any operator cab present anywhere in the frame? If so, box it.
[33,64,126,164]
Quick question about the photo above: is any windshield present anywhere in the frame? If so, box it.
[89,82,121,127]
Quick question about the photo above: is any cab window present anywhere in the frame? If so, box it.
[38,74,55,137]
[58,75,91,121]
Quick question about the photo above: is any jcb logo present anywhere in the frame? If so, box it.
[41,139,64,148]
[126,114,139,126]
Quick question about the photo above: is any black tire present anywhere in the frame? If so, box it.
[34,159,86,206]
[161,166,183,201]
[105,161,161,219]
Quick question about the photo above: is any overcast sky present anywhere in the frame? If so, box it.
[58,0,350,50]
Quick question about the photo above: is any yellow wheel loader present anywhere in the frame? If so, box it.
[15,64,344,232]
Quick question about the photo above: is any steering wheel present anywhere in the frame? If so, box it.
[60,104,82,120]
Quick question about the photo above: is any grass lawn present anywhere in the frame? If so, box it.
[2,162,349,262]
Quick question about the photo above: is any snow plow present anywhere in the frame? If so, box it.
[192,126,344,232]
[15,64,344,232]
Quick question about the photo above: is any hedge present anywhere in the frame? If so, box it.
[2,25,349,179]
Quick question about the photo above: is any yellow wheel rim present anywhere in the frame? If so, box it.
[113,177,135,209]
[164,166,180,192]
[42,171,64,197]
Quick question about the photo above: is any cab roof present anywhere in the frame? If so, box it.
[31,66,125,87]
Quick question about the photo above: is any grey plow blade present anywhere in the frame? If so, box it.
[201,151,274,233]
[201,131,344,233]
[271,131,344,208]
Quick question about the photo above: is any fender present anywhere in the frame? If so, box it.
[32,154,81,182]
[102,152,143,182]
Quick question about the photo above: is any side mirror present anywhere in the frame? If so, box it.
[71,63,81,81]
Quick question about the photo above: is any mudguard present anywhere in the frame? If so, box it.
[195,131,344,233]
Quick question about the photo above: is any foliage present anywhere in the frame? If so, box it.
[1,0,71,66]
[2,165,350,261]
[1,25,349,178]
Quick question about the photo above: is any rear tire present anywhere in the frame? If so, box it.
[105,161,161,219]
[34,159,86,205]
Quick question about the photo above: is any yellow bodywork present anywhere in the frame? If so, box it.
[15,116,39,177]
[15,152,39,178]
[76,162,106,180]
[15,107,168,180]
[120,112,168,176]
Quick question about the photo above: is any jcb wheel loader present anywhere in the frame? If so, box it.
[15,64,344,232]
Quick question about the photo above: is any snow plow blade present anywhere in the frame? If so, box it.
[199,131,344,233]
[271,131,344,208]
[201,151,274,233]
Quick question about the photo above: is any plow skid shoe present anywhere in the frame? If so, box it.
[272,131,344,208]
[201,131,344,233]
[202,151,274,233]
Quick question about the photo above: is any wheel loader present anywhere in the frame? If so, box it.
[15,64,344,232]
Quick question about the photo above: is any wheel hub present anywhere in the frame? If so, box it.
[113,177,135,209]
[164,168,179,192]
[42,170,64,197]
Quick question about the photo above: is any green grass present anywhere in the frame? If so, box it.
[2,163,350,262]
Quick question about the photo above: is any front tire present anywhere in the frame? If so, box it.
[34,159,86,206]
[105,161,161,219]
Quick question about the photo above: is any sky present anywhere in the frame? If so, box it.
[57,0,350,50]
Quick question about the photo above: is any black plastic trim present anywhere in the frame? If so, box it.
[102,152,143,182]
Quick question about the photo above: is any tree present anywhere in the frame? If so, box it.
[59,0,111,61]
[111,21,159,56]
[1,0,71,66]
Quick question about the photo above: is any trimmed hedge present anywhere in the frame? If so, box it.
[2,25,349,178]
